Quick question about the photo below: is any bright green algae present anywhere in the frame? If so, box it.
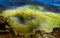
[0,5,60,33]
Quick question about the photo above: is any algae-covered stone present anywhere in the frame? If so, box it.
[1,5,60,33]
